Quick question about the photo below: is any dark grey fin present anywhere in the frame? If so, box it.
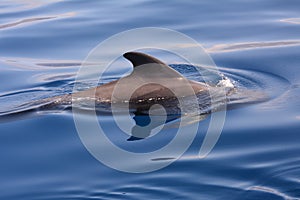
[123,51,166,68]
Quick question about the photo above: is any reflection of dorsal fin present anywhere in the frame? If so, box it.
[123,52,166,68]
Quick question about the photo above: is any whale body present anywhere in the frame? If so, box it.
[0,51,269,141]
[70,51,210,114]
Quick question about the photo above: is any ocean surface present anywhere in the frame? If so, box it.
[1,0,300,199]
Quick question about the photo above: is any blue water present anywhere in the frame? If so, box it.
[1,0,300,199]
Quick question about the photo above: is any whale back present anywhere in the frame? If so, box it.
[76,52,208,106]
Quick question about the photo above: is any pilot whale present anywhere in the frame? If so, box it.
[2,51,269,141]
[2,52,230,139]
[52,51,212,114]
[0,52,269,140]
[72,51,213,140]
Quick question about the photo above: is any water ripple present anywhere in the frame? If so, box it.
[280,18,300,25]
[207,40,300,53]
[0,12,75,30]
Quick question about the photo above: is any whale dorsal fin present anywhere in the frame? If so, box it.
[123,52,166,68]
[122,51,185,79]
